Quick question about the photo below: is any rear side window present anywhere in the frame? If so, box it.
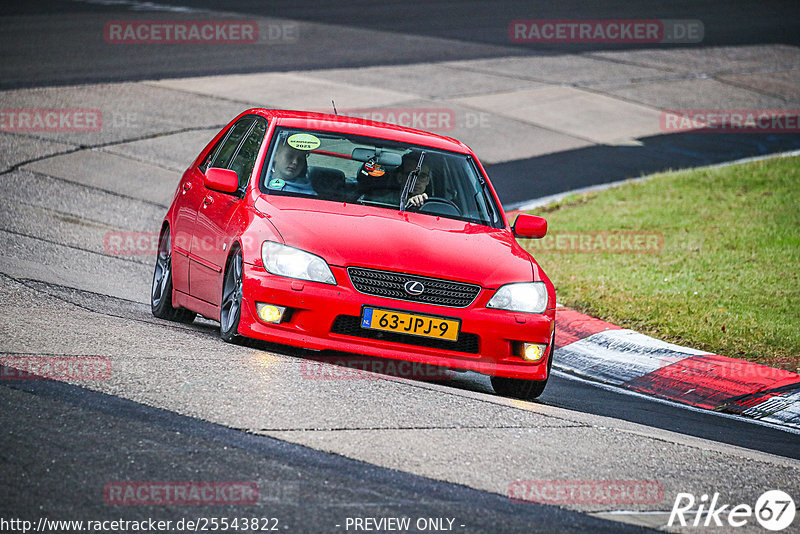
[209,119,253,170]
[199,116,268,190]
[229,119,267,189]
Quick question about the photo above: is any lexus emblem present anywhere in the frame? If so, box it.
[404,280,425,296]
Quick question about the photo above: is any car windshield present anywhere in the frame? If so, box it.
[259,127,503,228]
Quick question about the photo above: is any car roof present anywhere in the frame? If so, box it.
[242,108,473,154]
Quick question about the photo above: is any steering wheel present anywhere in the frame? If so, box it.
[414,197,461,216]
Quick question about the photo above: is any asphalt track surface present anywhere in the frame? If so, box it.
[3,0,799,88]
[3,0,799,205]
[0,374,635,534]
[1,1,799,532]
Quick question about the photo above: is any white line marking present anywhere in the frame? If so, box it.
[70,0,201,12]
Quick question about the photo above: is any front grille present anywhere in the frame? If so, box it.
[347,267,481,308]
[331,315,480,354]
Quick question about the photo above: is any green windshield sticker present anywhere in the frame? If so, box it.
[286,133,321,151]
[268,178,285,189]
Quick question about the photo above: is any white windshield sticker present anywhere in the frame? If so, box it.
[286,133,320,151]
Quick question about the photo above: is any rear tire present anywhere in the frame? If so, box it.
[151,227,196,323]
[220,250,244,344]
[491,329,555,401]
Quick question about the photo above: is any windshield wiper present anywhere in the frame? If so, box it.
[399,151,426,211]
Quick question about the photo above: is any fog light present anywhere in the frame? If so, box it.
[256,303,286,324]
[522,343,547,362]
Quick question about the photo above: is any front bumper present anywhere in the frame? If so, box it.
[237,264,555,380]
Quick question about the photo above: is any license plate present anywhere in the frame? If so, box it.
[361,307,460,342]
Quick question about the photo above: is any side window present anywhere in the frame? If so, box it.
[208,119,254,171]
[229,118,267,189]
[199,137,222,173]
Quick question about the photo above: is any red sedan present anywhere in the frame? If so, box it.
[151,109,556,399]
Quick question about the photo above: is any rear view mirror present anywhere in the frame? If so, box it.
[204,167,239,194]
[513,214,547,239]
[351,148,403,167]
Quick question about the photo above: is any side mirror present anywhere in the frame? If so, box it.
[204,167,239,194]
[512,213,547,239]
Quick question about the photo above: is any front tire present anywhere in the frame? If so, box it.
[151,227,196,323]
[491,375,548,400]
[491,330,555,401]
[220,250,244,343]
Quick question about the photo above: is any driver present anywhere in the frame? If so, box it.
[267,140,315,195]
[358,151,431,207]
[395,151,430,208]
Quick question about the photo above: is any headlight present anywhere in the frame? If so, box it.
[486,282,548,313]
[261,241,335,284]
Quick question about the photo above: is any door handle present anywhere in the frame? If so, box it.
[203,195,214,206]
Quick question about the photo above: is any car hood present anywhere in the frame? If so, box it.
[254,196,536,288]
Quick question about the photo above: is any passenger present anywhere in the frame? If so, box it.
[267,140,315,195]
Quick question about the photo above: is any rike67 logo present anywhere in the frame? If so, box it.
[669,490,795,531]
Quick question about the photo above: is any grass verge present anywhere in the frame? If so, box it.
[519,154,800,372]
